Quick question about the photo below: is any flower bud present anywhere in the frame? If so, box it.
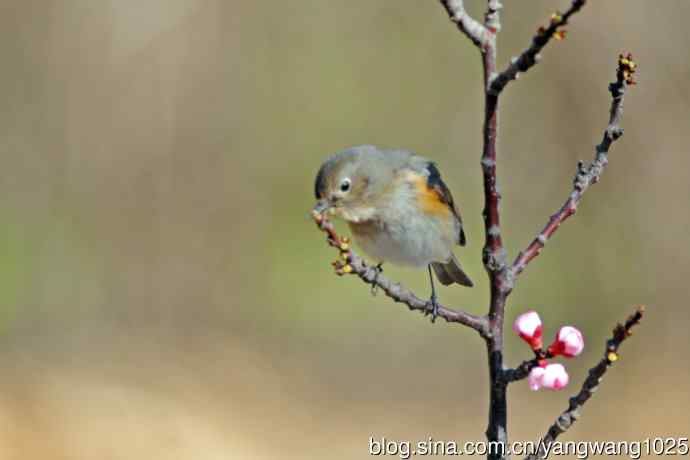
[541,363,569,390]
[513,311,543,350]
[528,366,546,391]
[528,363,569,391]
[548,326,584,357]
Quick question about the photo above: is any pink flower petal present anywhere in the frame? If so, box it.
[548,326,584,357]
[540,363,569,390]
[528,366,546,391]
[513,311,543,350]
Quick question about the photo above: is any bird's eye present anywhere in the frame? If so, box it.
[340,178,351,192]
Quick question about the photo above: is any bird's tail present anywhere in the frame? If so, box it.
[431,255,473,287]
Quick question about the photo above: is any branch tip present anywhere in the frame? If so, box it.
[617,52,638,85]
[489,0,587,95]
[510,53,637,282]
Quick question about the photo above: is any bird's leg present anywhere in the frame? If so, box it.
[427,265,439,323]
[370,262,384,296]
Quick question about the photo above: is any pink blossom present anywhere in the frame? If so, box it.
[548,326,585,357]
[528,363,569,391]
[513,311,543,350]
[527,366,546,391]
[541,363,570,390]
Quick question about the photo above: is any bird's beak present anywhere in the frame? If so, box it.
[312,199,331,215]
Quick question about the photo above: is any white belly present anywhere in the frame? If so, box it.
[349,212,453,268]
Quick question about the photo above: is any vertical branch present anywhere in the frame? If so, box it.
[482,62,510,460]
[478,3,510,459]
[439,3,510,454]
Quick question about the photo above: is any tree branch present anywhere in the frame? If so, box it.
[440,1,512,456]
[525,306,645,460]
[311,211,490,336]
[313,4,640,459]
[489,0,587,95]
[439,0,490,49]
[511,54,637,281]
[484,0,502,33]
[502,350,551,383]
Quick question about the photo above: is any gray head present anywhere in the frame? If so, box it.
[313,145,393,218]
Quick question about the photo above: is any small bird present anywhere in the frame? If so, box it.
[313,145,473,321]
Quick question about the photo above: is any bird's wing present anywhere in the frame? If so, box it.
[424,162,467,246]
[385,149,467,247]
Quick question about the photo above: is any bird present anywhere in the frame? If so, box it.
[313,145,473,321]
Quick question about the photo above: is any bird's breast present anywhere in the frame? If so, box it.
[347,211,455,269]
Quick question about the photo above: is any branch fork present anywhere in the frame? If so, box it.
[488,0,588,95]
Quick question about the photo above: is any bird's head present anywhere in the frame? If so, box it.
[313,145,386,223]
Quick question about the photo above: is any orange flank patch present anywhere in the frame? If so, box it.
[409,174,451,217]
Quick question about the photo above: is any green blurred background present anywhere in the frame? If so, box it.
[1,1,689,458]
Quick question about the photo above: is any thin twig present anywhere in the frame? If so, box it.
[485,0,503,33]
[311,211,490,335]
[439,0,490,49]
[503,350,552,383]
[511,54,637,281]
[489,0,587,95]
[525,306,645,460]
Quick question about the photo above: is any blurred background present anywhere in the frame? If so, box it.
[1,1,689,458]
